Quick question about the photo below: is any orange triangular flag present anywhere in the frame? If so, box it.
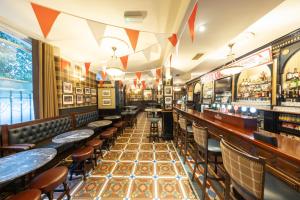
[168,34,178,47]
[134,79,137,88]
[156,68,161,79]
[60,58,70,70]
[125,28,140,51]
[188,3,198,42]
[136,72,142,80]
[101,71,107,80]
[120,55,128,70]
[31,3,60,38]
[99,80,104,87]
[84,62,91,75]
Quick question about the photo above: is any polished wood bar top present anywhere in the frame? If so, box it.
[204,108,257,119]
[174,106,300,165]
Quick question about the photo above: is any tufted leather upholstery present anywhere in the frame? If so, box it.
[8,117,72,145]
[75,111,99,128]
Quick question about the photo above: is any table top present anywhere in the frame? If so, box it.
[145,108,162,112]
[121,111,136,115]
[52,129,94,143]
[88,120,112,128]
[0,148,57,185]
[103,115,121,120]
[124,106,137,110]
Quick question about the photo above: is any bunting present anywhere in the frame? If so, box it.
[84,62,91,75]
[120,55,129,70]
[136,72,142,80]
[168,34,178,47]
[101,71,107,80]
[133,79,137,88]
[31,3,60,38]
[96,73,102,81]
[60,58,70,70]
[125,28,140,51]
[142,80,146,89]
[142,46,152,61]
[99,80,104,87]
[188,3,198,42]
[156,68,161,79]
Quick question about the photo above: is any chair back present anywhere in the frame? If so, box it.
[192,123,208,149]
[220,139,265,200]
[172,112,178,123]
[178,116,187,130]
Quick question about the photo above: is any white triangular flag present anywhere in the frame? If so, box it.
[86,19,106,44]
[142,46,152,61]
[155,33,167,48]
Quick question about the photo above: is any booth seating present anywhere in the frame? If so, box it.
[7,189,41,200]
[73,110,99,130]
[0,116,73,156]
[29,166,70,200]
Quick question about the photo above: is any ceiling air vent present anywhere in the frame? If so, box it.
[192,53,204,60]
[124,11,147,23]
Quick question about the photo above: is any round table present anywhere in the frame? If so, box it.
[87,120,112,129]
[52,129,94,144]
[103,115,121,120]
[124,106,137,111]
[0,148,57,185]
[145,108,162,118]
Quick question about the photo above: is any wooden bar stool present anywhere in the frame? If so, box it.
[149,118,160,142]
[70,146,94,181]
[86,139,104,166]
[100,130,114,150]
[172,111,179,147]
[178,116,193,163]
[29,166,70,200]
[113,121,125,136]
[220,139,300,200]
[191,123,223,200]
[7,189,41,200]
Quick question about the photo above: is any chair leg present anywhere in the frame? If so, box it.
[63,181,71,200]
[46,191,54,200]
[202,152,208,200]
[192,157,198,181]
[184,133,188,164]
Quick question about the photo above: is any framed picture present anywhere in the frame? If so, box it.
[102,98,111,106]
[85,87,91,94]
[91,96,97,104]
[165,96,172,104]
[164,86,172,96]
[63,95,73,105]
[75,87,83,94]
[102,89,111,97]
[76,95,83,104]
[165,104,172,110]
[91,88,97,96]
[85,96,91,103]
[63,82,73,93]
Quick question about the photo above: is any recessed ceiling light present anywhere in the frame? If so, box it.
[198,25,206,32]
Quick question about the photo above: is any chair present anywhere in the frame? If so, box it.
[220,139,300,200]
[191,123,223,200]
[29,166,70,200]
[7,189,41,200]
[172,111,179,147]
[149,117,160,142]
[178,116,193,163]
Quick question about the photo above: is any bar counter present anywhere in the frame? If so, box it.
[174,106,300,191]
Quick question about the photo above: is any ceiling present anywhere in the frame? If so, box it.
[1,0,299,84]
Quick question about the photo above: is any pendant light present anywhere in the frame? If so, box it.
[106,46,124,79]
[220,43,243,76]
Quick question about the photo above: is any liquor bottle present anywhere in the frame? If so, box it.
[293,68,299,79]
[286,70,293,80]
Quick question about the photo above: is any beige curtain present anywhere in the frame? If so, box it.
[33,40,58,119]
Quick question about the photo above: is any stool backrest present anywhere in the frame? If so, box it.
[178,116,187,130]
[192,123,208,149]
[172,112,178,123]
[220,139,265,200]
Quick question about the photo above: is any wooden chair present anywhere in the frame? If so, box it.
[178,116,193,163]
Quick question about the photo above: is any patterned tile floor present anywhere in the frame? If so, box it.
[70,112,199,200]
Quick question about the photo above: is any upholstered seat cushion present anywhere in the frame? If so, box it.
[232,172,300,200]
[72,147,94,161]
[106,127,117,133]
[7,189,41,200]
[30,166,68,192]
[86,139,103,148]
[100,130,114,139]
[149,118,160,123]
[113,121,124,128]
[207,138,221,153]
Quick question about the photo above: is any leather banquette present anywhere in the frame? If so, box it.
[74,111,99,129]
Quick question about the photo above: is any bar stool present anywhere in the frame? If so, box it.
[29,166,70,200]
[220,139,300,200]
[113,121,125,136]
[149,118,160,142]
[191,123,223,200]
[70,146,94,180]
[7,189,41,200]
[172,111,179,147]
[178,116,193,163]
[100,130,114,150]
[86,139,104,166]
[106,127,118,144]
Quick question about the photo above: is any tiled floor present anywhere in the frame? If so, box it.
[71,112,199,200]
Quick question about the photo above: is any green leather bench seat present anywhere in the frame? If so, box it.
[75,111,99,129]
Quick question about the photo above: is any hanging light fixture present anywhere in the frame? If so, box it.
[220,43,243,76]
[106,46,124,78]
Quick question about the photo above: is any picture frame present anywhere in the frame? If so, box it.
[164,86,172,96]
[63,95,73,105]
[91,88,97,96]
[165,104,172,110]
[75,87,83,94]
[63,82,73,93]
[91,96,97,104]
[165,96,172,104]
[84,87,90,94]
[102,89,111,97]
[102,98,111,106]
[85,96,91,103]
[76,95,83,104]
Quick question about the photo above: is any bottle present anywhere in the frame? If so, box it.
[286,70,293,80]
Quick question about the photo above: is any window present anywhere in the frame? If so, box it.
[0,28,34,125]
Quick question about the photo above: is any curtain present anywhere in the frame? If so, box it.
[33,40,59,119]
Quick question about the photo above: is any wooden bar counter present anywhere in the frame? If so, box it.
[174,106,300,191]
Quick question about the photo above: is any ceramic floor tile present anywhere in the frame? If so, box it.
[140,144,153,151]
[101,177,130,199]
[72,177,106,199]
[175,162,186,176]
[92,161,116,176]
[125,143,139,151]
[157,178,184,199]
[103,151,122,160]
[134,162,154,176]
[171,152,180,161]
[155,152,172,161]
[116,137,130,143]
[181,179,198,199]
[130,178,155,199]
[129,138,142,143]
[113,162,135,176]
[156,162,176,176]
[155,143,169,151]
[120,151,137,161]
[138,152,154,161]
[110,143,126,151]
